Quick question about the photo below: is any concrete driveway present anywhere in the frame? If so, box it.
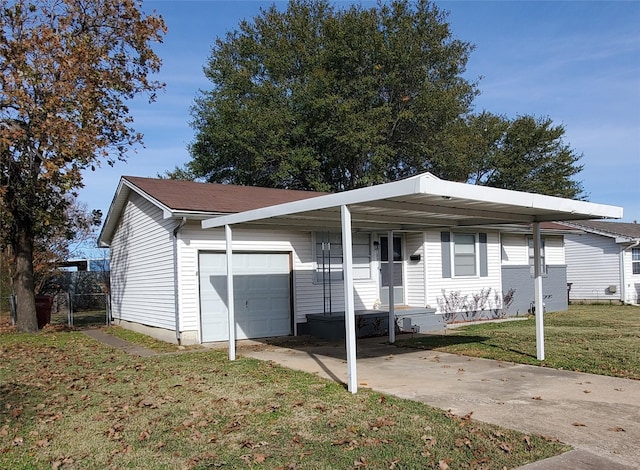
[239,336,640,469]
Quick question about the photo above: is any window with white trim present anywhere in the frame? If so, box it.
[314,232,371,282]
[632,247,640,275]
[528,237,547,275]
[454,233,476,276]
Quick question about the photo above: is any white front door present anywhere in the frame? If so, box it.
[380,235,404,305]
[198,252,291,342]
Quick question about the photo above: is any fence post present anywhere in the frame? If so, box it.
[67,292,73,327]
[105,293,111,326]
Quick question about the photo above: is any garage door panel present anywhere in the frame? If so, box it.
[199,253,291,342]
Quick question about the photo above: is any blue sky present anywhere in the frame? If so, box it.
[80,0,640,224]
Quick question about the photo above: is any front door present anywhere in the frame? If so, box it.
[380,235,404,305]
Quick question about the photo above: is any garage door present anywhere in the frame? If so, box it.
[199,252,291,342]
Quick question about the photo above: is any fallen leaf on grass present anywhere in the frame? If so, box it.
[253,453,267,463]
[35,438,50,448]
[353,456,367,467]
[523,435,532,450]
[454,438,471,448]
[369,417,395,429]
[498,442,512,453]
[438,459,451,469]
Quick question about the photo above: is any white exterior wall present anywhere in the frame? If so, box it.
[545,236,565,265]
[405,232,426,307]
[177,223,379,338]
[501,234,564,266]
[109,193,177,329]
[565,233,621,301]
[501,234,528,265]
[621,248,640,304]
[425,230,503,313]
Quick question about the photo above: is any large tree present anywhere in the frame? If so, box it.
[180,0,584,199]
[440,112,585,198]
[0,0,166,332]
[182,0,478,191]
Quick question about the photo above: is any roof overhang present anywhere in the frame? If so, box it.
[98,178,230,247]
[202,173,623,231]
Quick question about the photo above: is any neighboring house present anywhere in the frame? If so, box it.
[98,175,613,344]
[562,221,640,305]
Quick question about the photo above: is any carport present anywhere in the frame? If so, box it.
[202,172,622,393]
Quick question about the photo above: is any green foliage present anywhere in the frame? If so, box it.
[182,0,478,191]
[181,0,584,199]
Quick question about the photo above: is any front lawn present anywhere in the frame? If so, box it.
[399,304,640,380]
[0,326,568,469]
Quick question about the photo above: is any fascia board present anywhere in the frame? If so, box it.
[421,177,623,220]
[202,175,424,229]
[203,172,623,230]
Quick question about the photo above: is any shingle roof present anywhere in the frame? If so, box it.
[123,176,325,214]
[565,220,640,239]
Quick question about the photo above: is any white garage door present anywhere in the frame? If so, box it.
[199,252,291,342]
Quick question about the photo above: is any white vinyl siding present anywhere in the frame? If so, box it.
[109,193,176,329]
[565,233,621,301]
[177,224,378,337]
[426,230,502,313]
[501,234,529,265]
[406,232,426,307]
[502,234,564,271]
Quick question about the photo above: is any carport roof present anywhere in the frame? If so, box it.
[202,172,623,231]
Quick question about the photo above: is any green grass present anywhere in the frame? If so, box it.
[399,304,640,380]
[0,325,568,469]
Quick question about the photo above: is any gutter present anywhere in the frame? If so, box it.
[620,239,640,305]
[172,217,187,344]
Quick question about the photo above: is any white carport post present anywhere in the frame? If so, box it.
[341,205,358,394]
[533,222,544,360]
[225,224,236,361]
[387,231,395,344]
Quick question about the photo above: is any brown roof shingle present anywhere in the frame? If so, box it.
[567,220,640,239]
[124,176,325,214]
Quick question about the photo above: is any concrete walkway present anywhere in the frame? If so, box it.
[82,329,158,357]
[239,336,640,469]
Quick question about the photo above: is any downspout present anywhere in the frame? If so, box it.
[172,217,187,344]
[620,240,640,305]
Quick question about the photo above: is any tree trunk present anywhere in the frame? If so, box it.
[14,225,38,333]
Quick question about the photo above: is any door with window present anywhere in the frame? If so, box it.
[380,235,404,305]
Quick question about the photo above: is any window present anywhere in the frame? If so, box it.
[528,237,547,275]
[454,233,476,276]
[632,247,640,275]
[314,232,371,282]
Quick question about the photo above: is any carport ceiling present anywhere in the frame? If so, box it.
[202,173,622,231]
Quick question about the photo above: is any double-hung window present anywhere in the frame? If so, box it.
[441,232,488,278]
[632,247,640,275]
[453,233,477,276]
[314,232,371,282]
[528,237,547,275]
